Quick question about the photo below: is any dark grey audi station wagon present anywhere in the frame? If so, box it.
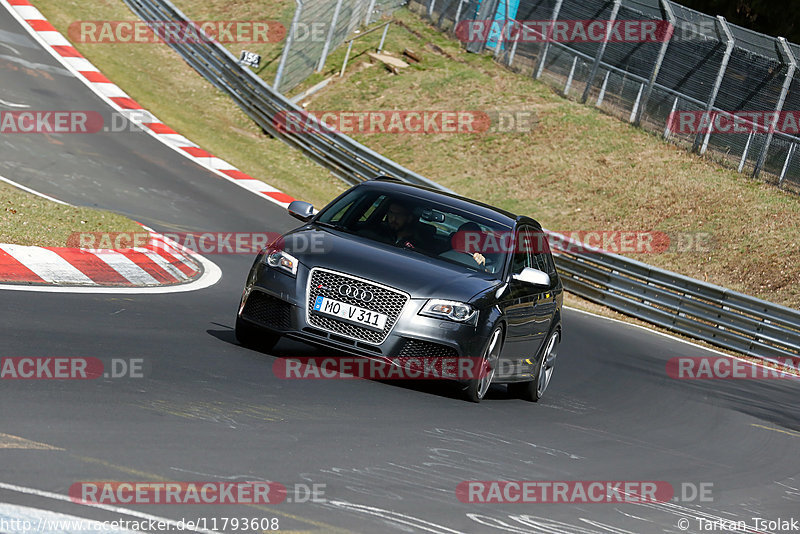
[236,178,563,402]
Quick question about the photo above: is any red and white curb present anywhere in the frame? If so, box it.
[0,175,221,294]
[0,232,200,287]
[2,0,297,208]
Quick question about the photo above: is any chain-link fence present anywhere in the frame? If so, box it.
[409,0,800,190]
[274,0,406,93]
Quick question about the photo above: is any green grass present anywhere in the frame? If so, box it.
[0,182,140,247]
[29,1,800,308]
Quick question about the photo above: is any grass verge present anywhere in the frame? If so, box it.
[0,182,140,247]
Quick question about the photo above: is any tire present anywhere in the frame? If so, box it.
[509,329,559,402]
[235,316,280,352]
[463,325,503,403]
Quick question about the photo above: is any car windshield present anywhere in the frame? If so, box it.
[315,187,513,278]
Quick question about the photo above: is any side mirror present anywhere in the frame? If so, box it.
[287,200,315,222]
[512,267,550,288]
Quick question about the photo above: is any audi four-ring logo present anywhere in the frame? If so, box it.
[338,284,374,303]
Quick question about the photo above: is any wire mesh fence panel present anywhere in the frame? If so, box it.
[276,0,405,92]
[408,0,800,190]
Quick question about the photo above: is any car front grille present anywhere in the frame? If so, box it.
[306,268,408,345]
[397,338,459,359]
[242,291,292,330]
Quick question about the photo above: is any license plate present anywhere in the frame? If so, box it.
[313,296,388,330]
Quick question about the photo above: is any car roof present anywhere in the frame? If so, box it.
[359,178,541,228]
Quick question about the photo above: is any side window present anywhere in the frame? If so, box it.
[511,227,534,275]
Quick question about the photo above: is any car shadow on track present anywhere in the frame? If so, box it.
[207,326,519,403]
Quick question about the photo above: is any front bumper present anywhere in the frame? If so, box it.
[238,262,489,362]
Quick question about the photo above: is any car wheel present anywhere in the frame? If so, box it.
[463,325,503,403]
[235,316,280,352]
[510,329,558,402]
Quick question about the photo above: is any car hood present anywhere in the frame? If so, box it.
[282,226,502,302]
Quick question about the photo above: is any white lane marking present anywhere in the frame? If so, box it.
[0,174,66,204]
[327,500,467,534]
[0,482,216,534]
[0,175,220,294]
[0,245,94,284]
[0,503,141,534]
[0,98,29,109]
[0,433,62,450]
[89,250,160,285]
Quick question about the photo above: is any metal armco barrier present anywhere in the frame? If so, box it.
[123,0,799,362]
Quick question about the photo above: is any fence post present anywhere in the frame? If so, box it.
[752,37,796,179]
[693,16,734,154]
[596,71,610,106]
[466,0,499,53]
[377,22,390,52]
[454,0,466,26]
[739,131,754,172]
[633,0,675,124]
[317,0,345,72]
[364,0,377,25]
[663,96,678,138]
[580,0,622,102]
[428,0,436,17]
[534,0,563,80]
[508,23,519,66]
[779,142,796,185]
[493,0,510,60]
[274,0,303,93]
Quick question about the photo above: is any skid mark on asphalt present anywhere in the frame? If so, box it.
[308,426,584,509]
[0,433,62,450]
[137,399,319,427]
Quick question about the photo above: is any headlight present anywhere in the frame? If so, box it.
[419,299,477,324]
[263,250,298,276]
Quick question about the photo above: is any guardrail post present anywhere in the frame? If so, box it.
[580,0,621,102]
[693,16,734,154]
[317,0,345,72]
[534,0,563,80]
[752,37,796,179]
[633,0,675,125]
[274,0,303,93]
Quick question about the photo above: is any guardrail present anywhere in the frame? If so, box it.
[123,0,800,362]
